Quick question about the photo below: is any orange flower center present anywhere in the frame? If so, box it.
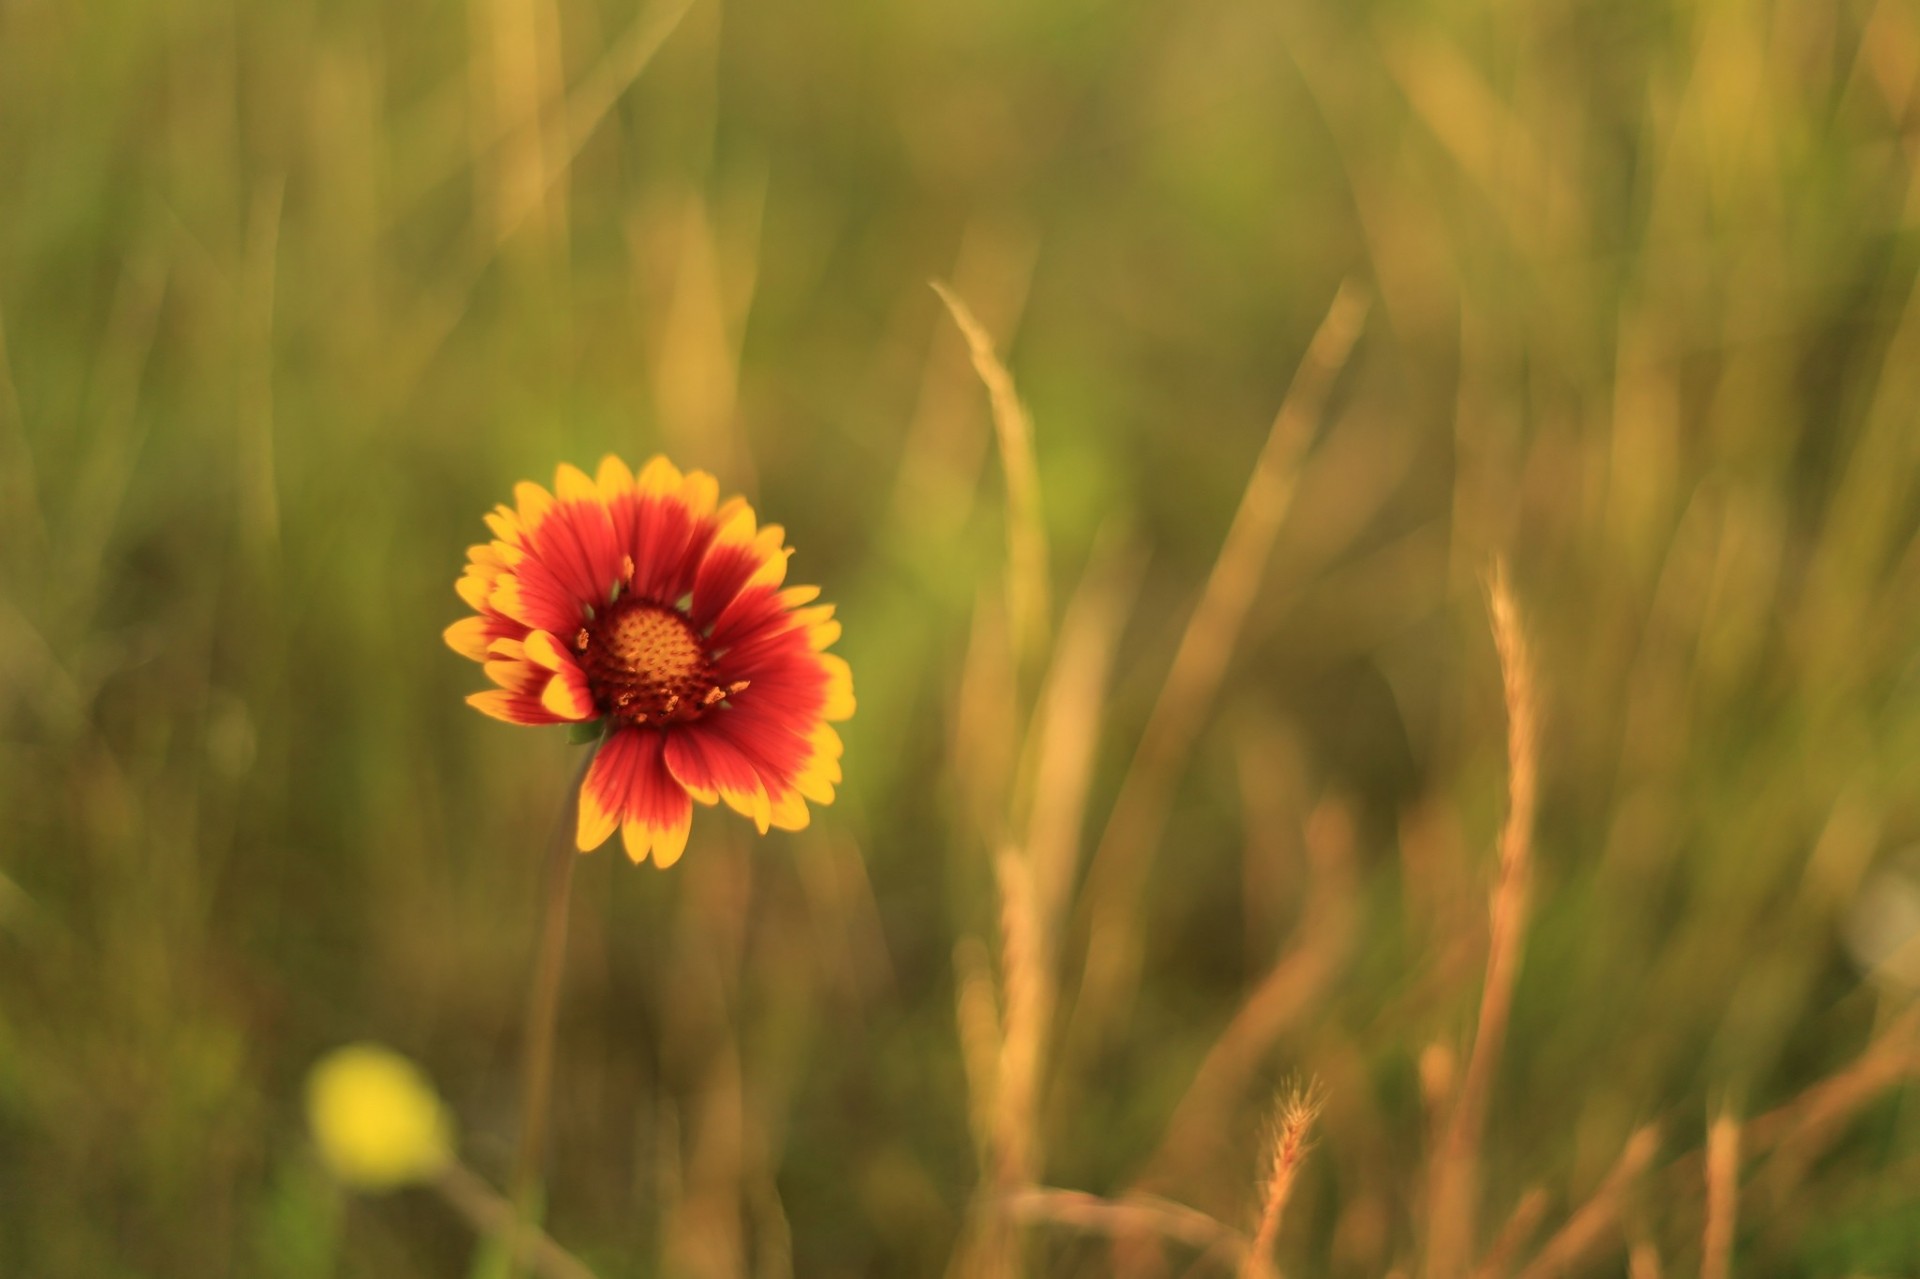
[575,599,740,725]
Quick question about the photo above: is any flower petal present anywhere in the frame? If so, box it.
[596,454,635,501]
[526,479,622,611]
[444,614,524,661]
[576,730,694,864]
[768,787,810,832]
[489,553,587,633]
[523,629,575,672]
[515,480,555,530]
[818,654,856,721]
[690,502,787,627]
[576,736,630,851]
[623,733,694,865]
[466,689,560,725]
[609,467,725,605]
[554,462,599,505]
[639,454,683,492]
[484,504,525,547]
[664,727,772,832]
[541,667,594,719]
[456,572,492,612]
[792,723,844,804]
[642,811,692,868]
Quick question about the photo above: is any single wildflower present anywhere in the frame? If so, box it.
[446,455,854,867]
[306,1044,454,1191]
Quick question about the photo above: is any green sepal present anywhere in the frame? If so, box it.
[567,719,606,745]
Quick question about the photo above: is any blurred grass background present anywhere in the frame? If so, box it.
[6,0,1920,1274]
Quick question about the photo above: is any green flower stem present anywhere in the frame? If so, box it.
[440,1160,598,1279]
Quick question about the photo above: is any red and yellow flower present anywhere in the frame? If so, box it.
[446,456,853,867]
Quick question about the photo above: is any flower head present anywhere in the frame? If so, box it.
[446,456,854,867]
[306,1043,454,1191]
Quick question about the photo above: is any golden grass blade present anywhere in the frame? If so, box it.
[1240,1082,1326,1279]
[1471,1187,1547,1279]
[1424,559,1539,1279]
[487,0,701,247]
[1006,1186,1249,1259]
[1513,1126,1661,1279]
[646,185,763,479]
[1701,1112,1739,1279]
[1070,280,1369,1056]
[954,936,1003,1162]
[1650,1005,1920,1260]
[993,847,1048,1189]
[1023,529,1139,951]
[382,0,697,238]
[0,300,48,581]
[237,178,285,560]
[1419,1042,1458,1150]
[62,260,167,615]
[381,0,698,399]
[1747,1002,1920,1155]
[554,0,701,178]
[954,587,1019,839]
[976,541,1138,1268]
[1147,796,1356,1186]
[1627,1242,1663,1279]
[932,280,1053,664]
[1747,1002,1920,1214]
[473,0,566,250]
[891,217,1040,543]
[1375,25,1573,257]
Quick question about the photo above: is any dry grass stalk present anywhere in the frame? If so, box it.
[1701,1112,1739,1279]
[474,0,564,248]
[1425,560,1540,1279]
[1148,798,1355,1185]
[384,0,698,395]
[993,848,1049,1189]
[1071,279,1369,1056]
[1722,1002,1920,1226]
[61,261,166,610]
[1657,1004,1920,1248]
[1024,536,1137,957]
[1627,1242,1662,1279]
[0,298,49,603]
[891,218,1040,543]
[645,187,762,481]
[484,0,699,247]
[550,0,699,186]
[1241,1082,1326,1279]
[1470,1187,1547,1279]
[932,280,1052,663]
[237,180,284,558]
[1006,1186,1248,1259]
[954,588,1020,839]
[1418,1042,1458,1148]
[1754,1062,1920,1221]
[1730,1004,1920,1162]
[1513,1125,1661,1279]
[953,937,1003,1161]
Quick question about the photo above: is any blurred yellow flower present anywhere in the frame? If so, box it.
[305,1043,454,1191]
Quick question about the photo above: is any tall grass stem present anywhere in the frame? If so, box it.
[1070,280,1368,1057]
[1425,560,1538,1277]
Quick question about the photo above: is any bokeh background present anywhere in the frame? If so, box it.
[7,0,1920,1274]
